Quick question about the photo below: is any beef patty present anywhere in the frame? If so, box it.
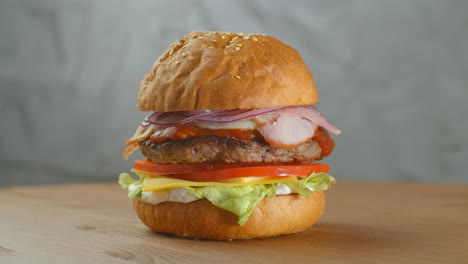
[139,135,322,163]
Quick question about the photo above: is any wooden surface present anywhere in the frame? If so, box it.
[1,182,467,264]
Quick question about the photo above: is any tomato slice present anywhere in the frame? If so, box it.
[134,160,330,182]
[135,160,258,174]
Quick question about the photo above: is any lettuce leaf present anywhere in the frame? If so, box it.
[189,184,277,225]
[284,173,336,198]
[189,173,335,225]
[118,173,144,199]
[118,172,335,225]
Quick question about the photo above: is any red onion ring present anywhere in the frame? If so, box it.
[141,105,341,135]
[142,108,281,127]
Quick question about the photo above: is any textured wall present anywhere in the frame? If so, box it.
[1,0,467,186]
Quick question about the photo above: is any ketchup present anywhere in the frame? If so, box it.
[150,124,262,143]
[313,127,335,157]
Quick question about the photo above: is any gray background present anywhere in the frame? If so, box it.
[1,0,467,187]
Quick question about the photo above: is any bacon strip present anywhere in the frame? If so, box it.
[122,125,157,159]
[123,143,139,160]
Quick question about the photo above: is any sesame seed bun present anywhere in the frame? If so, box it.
[137,31,318,112]
[132,191,325,240]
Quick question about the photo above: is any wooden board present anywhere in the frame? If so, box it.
[1,182,467,263]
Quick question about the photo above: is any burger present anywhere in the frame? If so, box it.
[119,31,340,240]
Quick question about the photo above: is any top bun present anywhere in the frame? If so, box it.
[138,31,318,112]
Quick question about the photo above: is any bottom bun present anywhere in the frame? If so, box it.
[133,191,325,240]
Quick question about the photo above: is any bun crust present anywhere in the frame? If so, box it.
[138,31,318,112]
[133,192,325,240]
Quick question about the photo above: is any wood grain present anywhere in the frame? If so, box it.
[0,182,467,263]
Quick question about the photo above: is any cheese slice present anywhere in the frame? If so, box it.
[141,176,298,192]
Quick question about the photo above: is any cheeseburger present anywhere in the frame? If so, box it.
[119,31,340,240]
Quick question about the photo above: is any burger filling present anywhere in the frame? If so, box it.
[138,131,327,164]
[120,171,334,225]
[120,106,340,225]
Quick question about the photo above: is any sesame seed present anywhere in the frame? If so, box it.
[232,36,239,41]
[182,53,186,57]
[243,36,249,40]
[252,37,258,41]
[236,43,242,46]
[221,35,226,39]
[235,75,241,79]
[175,61,180,65]
[235,47,240,51]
